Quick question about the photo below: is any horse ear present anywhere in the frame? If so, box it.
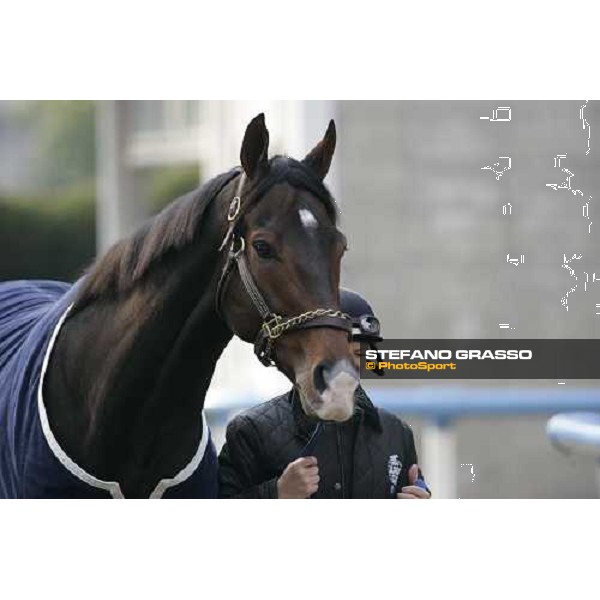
[302,119,336,180]
[240,113,270,179]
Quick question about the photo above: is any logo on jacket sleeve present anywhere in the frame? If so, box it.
[387,454,402,495]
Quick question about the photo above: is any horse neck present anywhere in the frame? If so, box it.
[46,221,233,491]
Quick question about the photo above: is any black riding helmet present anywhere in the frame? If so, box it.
[340,288,384,377]
[340,288,383,342]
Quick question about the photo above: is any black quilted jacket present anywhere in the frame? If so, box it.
[218,386,426,499]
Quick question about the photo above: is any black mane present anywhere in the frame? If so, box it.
[76,157,337,307]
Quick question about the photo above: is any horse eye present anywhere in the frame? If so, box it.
[252,240,275,259]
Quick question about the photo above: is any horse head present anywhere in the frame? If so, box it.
[217,114,359,422]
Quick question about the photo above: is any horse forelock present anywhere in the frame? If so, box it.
[250,156,338,225]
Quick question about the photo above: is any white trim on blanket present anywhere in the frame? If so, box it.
[37,304,209,499]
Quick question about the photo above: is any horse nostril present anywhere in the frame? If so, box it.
[313,361,331,394]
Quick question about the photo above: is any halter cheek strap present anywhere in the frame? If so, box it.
[215,172,353,367]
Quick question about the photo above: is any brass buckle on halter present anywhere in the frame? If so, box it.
[230,236,245,258]
[262,314,285,339]
[227,196,241,221]
[218,196,243,252]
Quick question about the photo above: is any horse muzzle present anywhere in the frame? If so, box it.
[300,358,359,422]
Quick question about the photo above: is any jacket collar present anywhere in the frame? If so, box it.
[289,384,383,441]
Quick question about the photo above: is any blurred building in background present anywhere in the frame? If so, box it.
[96,101,339,251]
[2,100,599,497]
[0,103,36,193]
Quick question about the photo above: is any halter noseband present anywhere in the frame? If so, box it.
[215,172,353,367]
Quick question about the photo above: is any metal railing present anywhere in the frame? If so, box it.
[547,412,600,495]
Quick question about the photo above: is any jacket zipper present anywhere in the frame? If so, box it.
[336,425,345,498]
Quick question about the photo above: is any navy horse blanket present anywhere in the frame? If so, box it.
[0,280,218,499]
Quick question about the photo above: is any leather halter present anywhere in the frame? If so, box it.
[215,172,353,366]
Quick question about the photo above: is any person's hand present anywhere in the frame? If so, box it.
[277,456,319,499]
[397,464,431,499]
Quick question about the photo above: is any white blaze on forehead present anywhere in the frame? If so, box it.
[299,208,318,229]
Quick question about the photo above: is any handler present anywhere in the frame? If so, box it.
[218,289,431,499]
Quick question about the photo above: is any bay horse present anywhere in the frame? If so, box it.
[0,114,359,498]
